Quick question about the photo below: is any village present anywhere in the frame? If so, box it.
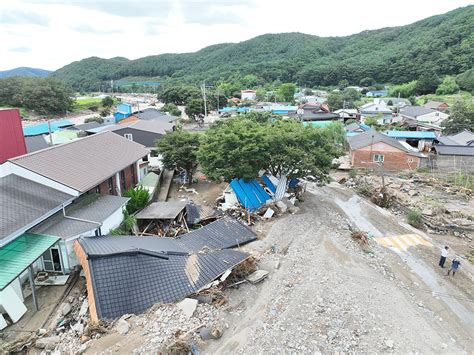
[0,80,473,353]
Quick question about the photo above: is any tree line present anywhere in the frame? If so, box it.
[0,76,74,115]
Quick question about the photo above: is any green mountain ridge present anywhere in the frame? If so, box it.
[0,67,51,78]
[53,6,474,90]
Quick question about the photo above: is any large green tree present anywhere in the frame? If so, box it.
[156,128,200,184]
[415,72,441,95]
[277,83,296,102]
[436,76,460,95]
[441,100,474,134]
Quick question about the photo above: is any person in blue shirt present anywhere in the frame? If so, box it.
[447,257,461,276]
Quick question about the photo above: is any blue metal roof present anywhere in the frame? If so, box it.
[261,175,276,193]
[219,107,237,113]
[346,132,361,137]
[384,130,437,139]
[237,107,252,113]
[23,119,73,136]
[115,103,133,114]
[230,178,271,211]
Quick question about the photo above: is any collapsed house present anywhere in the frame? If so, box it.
[74,217,257,322]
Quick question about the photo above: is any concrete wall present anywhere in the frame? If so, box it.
[351,142,420,170]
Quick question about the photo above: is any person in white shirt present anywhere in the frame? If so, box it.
[439,246,449,268]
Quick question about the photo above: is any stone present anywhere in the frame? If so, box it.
[35,336,60,350]
[194,294,213,304]
[177,298,198,319]
[422,209,434,216]
[71,322,85,334]
[116,319,130,335]
[276,200,288,213]
[384,339,394,349]
[78,299,89,317]
[80,335,90,343]
[246,270,269,284]
[61,302,72,316]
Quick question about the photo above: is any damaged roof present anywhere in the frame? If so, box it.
[76,217,257,319]
[185,203,220,225]
[135,201,187,220]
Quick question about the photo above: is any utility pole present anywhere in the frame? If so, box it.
[48,120,53,145]
[201,82,207,118]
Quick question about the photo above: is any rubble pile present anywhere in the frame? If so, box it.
[343,174,474,237]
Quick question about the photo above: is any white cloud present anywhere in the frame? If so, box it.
[0,0,471,71]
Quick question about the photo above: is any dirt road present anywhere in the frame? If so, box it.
[206,183,473,353]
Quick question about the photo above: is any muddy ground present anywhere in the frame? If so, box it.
[39,181,474,353]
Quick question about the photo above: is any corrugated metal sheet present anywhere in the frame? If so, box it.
[0,109,27,163]
[22,119,73,136]
[230,178,271,211]
[274,175,288,201]
[261,175,276,193]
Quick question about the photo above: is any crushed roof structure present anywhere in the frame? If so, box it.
[135,201,187,220]
[8,131,149,193]
[432,145,474,156]
[24,135,50,153]
[230,178,272,211]
[186,203,220,225]
[75,217,256,319]
[0,174,73,245]
[438,130,474,146]
[30,194,129,239]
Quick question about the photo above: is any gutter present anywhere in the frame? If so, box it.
[62,206,102,227]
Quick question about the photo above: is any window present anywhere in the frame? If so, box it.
[131,164,136,184]
[124,133,133,141]
[95,185,101,194]
[120,170,126,191]
[408,158,414,163]
[108,177,113,194]
[373,154,384,162]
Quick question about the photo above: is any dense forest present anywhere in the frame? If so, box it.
[53,6,474,91]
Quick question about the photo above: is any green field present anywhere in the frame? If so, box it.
[72,97,103,112]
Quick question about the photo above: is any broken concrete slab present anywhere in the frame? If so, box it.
[246,270,269,284]
[177,298,198,319]
[78,299,89,317]
[116,319,130,335]
[276,200,288,213]
[61,302,72,316]
[35,336,60,350]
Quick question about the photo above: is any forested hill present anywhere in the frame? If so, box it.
[0,67,51,78]
[53,6,474,90]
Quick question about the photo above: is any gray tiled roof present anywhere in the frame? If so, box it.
[400,106,435,118]
[347,130,411,152]
[185,203,220,225]
[30,194,129,239]
[177,217,256,251]
[438,130,474,146]
[9,131,149,193]
[0,174,73,243]
[24,135,50,153]
[433,145,474,156]
[106,119,175,135]
[89,249,248,319]
[77,217,256,319]
[73,122,103,131]
[135,201,187,220]
[136,108,178,122]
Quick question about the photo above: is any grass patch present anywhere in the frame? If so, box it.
[407,209,423,228]
[447,172,474,191]
[72,97,103,112]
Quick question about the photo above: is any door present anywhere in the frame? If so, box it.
[42,247,63,273]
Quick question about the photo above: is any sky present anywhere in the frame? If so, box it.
[0,0,472,71]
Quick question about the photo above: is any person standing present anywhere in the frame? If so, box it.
[447,257,461,276]
[439,246,449,268]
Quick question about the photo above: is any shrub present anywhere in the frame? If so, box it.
[407,209,423,228]
[348,169,357,179]
[84,116,104,124]
[123,185,150,214]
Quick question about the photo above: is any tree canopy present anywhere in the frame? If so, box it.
[156,128,200,183]
[0,76,74,115]
[441,100,474,134]
[198,115,343,182]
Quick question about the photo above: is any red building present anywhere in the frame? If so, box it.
[0,109,27,163]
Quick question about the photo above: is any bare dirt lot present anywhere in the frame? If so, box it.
[33,182,472,354]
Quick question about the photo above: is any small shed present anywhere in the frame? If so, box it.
[135,201,188,236]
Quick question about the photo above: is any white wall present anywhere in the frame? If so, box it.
[418,112,449,124]
[0,162,79,196]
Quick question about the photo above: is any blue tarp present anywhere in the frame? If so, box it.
[237,107,252,113]
[261,175,276,193]
[288,178,299,188]
[384,130,436,139]
[230,178,271,211]
[219,107,237,113]
[23,119,73,136]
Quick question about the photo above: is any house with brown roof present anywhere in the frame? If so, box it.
[1,131,149,197]
[347,130,425,170]
[422,101,449,112]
